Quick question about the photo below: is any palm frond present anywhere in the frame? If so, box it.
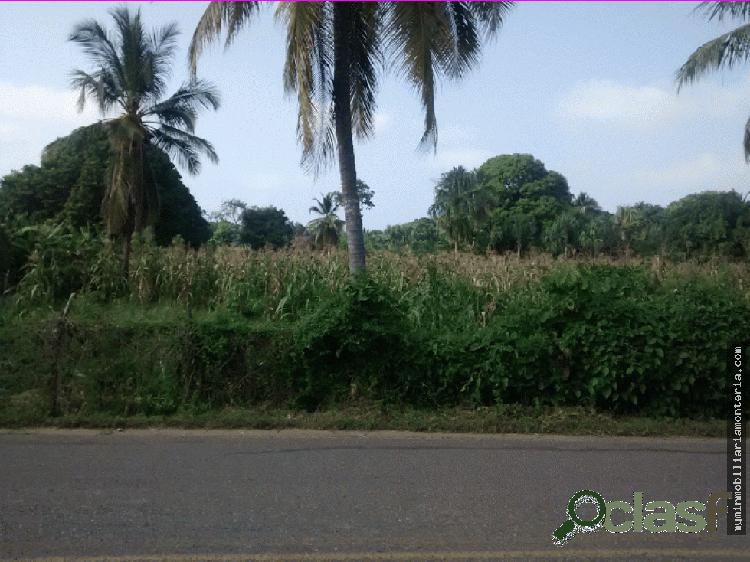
[467,1,515,35]
[696,1,750,22]
[189,1,261,74]
[68,18,125,90]
[677,22,750,88]
[143,21,181,102]
[385,2,513,150]
[150,125,218,175]
[309,192,339,215]
[277,2,336,172]
[144,80,220,132]
[70,69,121,114]
[385,3,445,149]
[111,6,146,102]
[348,3,384,140]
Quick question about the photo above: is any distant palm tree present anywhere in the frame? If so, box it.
[190,1,513,272]
[677,2,750,159]
[429,166,489,252]
[308,192,343,248]
[70,6,219,273]
[616,206,641,258]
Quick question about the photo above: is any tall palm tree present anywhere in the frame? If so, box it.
[308,192,343,248]
[677,2,750,159]
[189,1,513,272]
[70,6,219,273]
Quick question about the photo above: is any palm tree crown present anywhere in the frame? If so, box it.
[70,6,219,261]
[308,192,343,248]
[309,192,340,217]
[190,1,514,271]
[677,2,750,159]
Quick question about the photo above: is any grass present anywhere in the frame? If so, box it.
[0,404,724,438]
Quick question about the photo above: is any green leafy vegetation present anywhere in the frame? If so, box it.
[0,125,212,249]
[424,153,750,260]
[1,246,747,427]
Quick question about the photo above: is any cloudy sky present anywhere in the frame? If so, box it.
[1,1,748,229]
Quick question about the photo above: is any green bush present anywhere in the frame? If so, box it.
[455,265,750,416]
[1,259,748,421]
[293,275,425,409]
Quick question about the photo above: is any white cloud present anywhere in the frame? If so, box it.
[0,82,99,122]
[558,78,748,129]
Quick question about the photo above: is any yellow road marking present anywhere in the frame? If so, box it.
[9,549,749,561]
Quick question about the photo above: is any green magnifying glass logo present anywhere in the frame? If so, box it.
[552,489,607,546]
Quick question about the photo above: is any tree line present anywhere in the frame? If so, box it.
[3,127,750,274]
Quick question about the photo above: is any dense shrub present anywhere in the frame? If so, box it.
[457,266,750,415]
[1,251,749,420]
[293,275,425,409]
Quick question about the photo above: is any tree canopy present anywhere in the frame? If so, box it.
[0,124,211,246]
[239,206,294,249]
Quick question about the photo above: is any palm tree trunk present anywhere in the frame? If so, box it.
[333,3,365,273]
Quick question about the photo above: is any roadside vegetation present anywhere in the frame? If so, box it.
[1,246,747,433]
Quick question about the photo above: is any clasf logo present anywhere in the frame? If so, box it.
[553,489,731,546]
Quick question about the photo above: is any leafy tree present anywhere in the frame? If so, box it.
[308,193,343,248]
[402,217,444,254]
[677,2,750,159]
[491,210,537,257]
[429,166,488,252]
[543,210,583,257]
[578,213,618,257]
[478,154,573,251]
[207,199,248,245]
[239,206,294,249]
[209,220,241,246]
[663,191,750,258]
[478,154,572,211]
[190,1,514,272]
[333,180,374,211]
[70,6,219,272]
[368,217,444,254]
[151,149,212,246]
[0,223,13,286]
[615,206,642,257]
[627,202,665,256]
[210,199,248,224]
[0,124,212,247]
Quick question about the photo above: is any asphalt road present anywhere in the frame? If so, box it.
[0,429,746,561]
